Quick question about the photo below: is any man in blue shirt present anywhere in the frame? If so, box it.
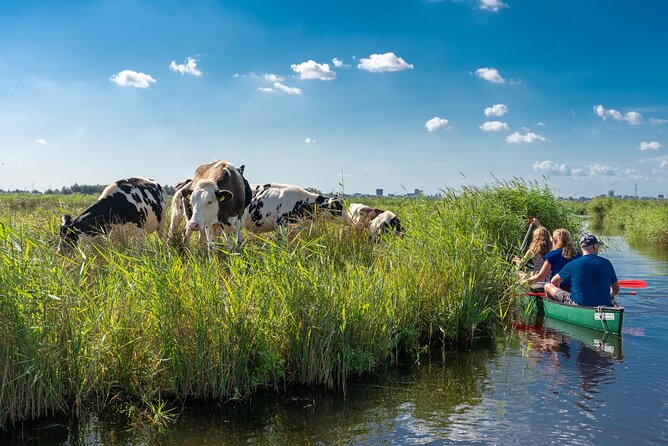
[544,234,620,307]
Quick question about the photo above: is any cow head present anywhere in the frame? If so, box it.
[185,180,234,231]
[58,214,80,251]
[325,196,344,216]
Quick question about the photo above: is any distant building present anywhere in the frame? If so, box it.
[376,188,383,196]
[659,194,665,199]
[608,190,614,197]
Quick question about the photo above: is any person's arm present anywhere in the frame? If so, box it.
[526,258,551,284]
[530,217,543,228]
[551,273,563,288]
[610,281,621,305]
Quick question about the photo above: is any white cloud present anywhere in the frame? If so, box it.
[332,57,350,68]
[273,82,302,95]
[570,168,586,177]
[480,121,508,132]
[109,70,156,88]
[484,103,508,116]
[593,104,643,125]
[425,117,449,132]
[624,168,636,175]
[533,160,571,176]
[650,118,668,125]
[661,160,668,168]
[639,141,662,151]
[479,0,507,12]
[475,67,506,84]
[589,163,618,176]
[291,60,336,80]
[305,137,317,144]
[357,52,414,73]
[536,122,547,127]
[506,131,546,143]
[258,87,275,93]
[34,138,47,145]
[169,57,202,77]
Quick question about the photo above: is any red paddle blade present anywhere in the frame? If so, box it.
[618,280,647,288]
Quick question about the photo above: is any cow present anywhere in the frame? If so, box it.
[174,160,248,251]
[346,203,403,237]
[58,177,167,252]
[167,165,252,250]
[243,183,343,233]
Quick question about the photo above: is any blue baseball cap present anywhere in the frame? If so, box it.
[580,234,601,247]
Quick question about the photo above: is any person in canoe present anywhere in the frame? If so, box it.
[544,234,621,306]
[514,219,553,276]
[522,218,581,289]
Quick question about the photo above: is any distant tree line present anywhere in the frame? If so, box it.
[0,183,177,195]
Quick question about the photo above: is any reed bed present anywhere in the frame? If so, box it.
[587,197,668,245]
[0,181,575,428]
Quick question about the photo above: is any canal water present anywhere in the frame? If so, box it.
[3,236,667,445]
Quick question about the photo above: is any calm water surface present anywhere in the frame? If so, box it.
[4,236,668,445]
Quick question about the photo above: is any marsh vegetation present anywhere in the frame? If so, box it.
[0,182,577,429]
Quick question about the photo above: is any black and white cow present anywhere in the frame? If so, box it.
[173,160,249,251]
[243,183,343,233]
[346,203,403,237]
[167,165,252,249]
[58,177,167,251]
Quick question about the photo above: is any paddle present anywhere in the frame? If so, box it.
[526,291,637,297]
[520,222,534,253]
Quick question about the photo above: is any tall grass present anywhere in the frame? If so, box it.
[0,181,575,428]
[586,197,668,245]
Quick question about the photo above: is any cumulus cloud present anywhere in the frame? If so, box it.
[593,104,643,125]
[291,60,336,80]
[475,67,506,84]
[169,57,202,77]
[305,137,317,144]
[533,160,571,176]
[332,57,350,68]
[34,138,47,145]
[357,52,414,73]
[479,0,507,12]
[480,121,508,132]
[589,163,618,176]
[425,117,449,132]
[506,131,546,143]
[273,82,302,95]
[484,103,508,117]
[639,141,662,151]
[109,70,156,88]
[258,87,276,93]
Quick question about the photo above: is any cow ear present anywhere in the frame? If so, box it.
[216,189,234,202]
[238,165,245,176]
[181,188,193,200]
[61,214,73,226]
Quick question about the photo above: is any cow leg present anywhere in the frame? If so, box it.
[167,208,185,247]
[204,224,221,252]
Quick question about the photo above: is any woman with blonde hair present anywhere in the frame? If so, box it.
[525,222,581,288]
[517,225,553,273]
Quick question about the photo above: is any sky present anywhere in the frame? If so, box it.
[1,0,667,197]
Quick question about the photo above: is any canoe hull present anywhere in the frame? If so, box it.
[521,295,624,335]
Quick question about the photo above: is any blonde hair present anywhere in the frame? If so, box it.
[552,228,578,259]
[530,226,552,257]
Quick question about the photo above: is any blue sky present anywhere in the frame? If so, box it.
[1,0,667,197]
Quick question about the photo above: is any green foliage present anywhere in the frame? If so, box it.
[0,181,575,428]
[584,197,668,245]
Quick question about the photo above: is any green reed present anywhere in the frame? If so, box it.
[586,197,668,245]
[0,181,575,428]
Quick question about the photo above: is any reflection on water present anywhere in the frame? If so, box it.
[3,235,668,445]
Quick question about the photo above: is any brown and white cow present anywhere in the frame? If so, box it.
[172,160,249,251]
[243,183,343,233]
[346,203,403,237]
[58,177,167,251]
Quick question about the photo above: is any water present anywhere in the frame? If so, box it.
[3,236,668,445]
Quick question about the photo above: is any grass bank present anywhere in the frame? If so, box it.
[586,197,668,245]
[0,182,576,428]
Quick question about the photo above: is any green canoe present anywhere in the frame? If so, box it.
[521,295,624,335]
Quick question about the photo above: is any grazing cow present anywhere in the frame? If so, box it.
[167,165,252,249]
[58,177,166,251]
[346,203,403,237]
[176,160,248,251]
[243,183,343,233]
